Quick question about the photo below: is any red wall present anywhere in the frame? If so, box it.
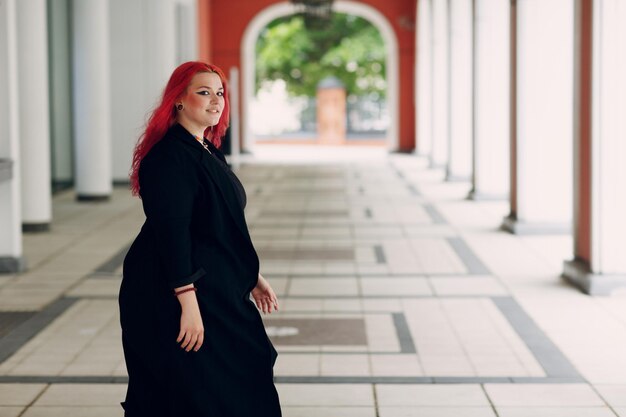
[201,0,416,151]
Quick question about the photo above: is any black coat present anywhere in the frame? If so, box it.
[119,123,281,417]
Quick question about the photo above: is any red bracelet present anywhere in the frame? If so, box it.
[174,287,197,297]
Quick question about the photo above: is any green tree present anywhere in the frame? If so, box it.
[256,13,386,97]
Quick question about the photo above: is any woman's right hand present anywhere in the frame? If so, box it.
[175,289,204,352]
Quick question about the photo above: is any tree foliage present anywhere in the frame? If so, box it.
[255,13,386,98]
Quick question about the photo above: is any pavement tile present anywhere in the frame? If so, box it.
[378,407,496,417]
[282,407,376,417]
[484,384,605,407]
[276,384,375,407]
[375,385,490,407]
[0,384,47,406]
[593,384,626,407]
[496,408,616,417]
[0,407,25,417]
[21,407,123,417]
[33,384,127,406]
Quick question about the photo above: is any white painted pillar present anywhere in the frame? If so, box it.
[110,0,143,182]
[446,0,473,181]
[469,0,510,200]
[72,0,112,200]
[564,0,626,295]
[502,0,573,234]
[48,0,74,189]
[431,0,449,168]
[142,0,177,109]
[229,67,241,169]
[0,0,25,271]
[175,0,198,63]
[110,0,177,182]
[416,0,433,156]
[17,0,52,231]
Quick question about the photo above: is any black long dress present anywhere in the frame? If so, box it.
[119,123,281,417]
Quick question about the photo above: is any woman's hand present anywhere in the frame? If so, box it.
[175,285,204,352]
[251,273,279,314]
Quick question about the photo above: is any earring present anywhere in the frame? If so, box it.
[176,103,183,111]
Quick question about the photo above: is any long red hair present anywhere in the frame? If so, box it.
[129,61,230,196]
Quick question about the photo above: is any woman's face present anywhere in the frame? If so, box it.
[177,71,225,132]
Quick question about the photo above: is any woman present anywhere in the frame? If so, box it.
[119,61,282,416]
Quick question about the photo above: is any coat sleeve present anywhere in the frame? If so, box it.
[139,143,206,289]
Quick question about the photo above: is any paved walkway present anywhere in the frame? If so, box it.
[1,146,626,416]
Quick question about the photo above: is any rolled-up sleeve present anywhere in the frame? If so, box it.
[139,144,205,289]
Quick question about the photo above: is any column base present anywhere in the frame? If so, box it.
[22,222,50,233]
[429,160,446,170]
[501,215,571,235]
[392,148,415,154]
[563,258,626,295]
[445,173,471,182]
[0,256,26,273]
[77,194,110,202]
[466,189,508,201]
[52,181,73,193]
[0,159,14,182]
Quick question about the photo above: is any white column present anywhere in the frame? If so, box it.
[446,0,473,181]
[431,0,449,168]
[110,0,178,182]
[591,0,626,274]
[564,0,626,294]
[142,0,177,109]
[110,0,144,182]
[49,0,74,188]
[175,0,198,63]
[72,0,112,200]
[416,0,433,156]
[502,0,573,234]
[229,67,241,168]
[17,0,52,231]
[469,0,510,200]
[0,0,25,271]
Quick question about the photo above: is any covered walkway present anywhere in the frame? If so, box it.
[1,149,626,416]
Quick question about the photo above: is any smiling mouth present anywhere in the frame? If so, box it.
[207,109,220,114]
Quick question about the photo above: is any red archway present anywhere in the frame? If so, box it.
[198,0,416,152]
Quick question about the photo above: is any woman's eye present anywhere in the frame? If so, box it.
[217,92,224,97]
[197,91,209,96]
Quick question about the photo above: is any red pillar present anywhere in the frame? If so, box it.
[399,43,416,151]
[563,0,593,292]
[197,0,211,62]
[573,0,592,264]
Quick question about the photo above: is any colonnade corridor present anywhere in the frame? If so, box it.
[2,148,626,416]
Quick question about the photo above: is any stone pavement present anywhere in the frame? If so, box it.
[2,145,626,416]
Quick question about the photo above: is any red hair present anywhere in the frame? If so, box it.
[129,61,230,196]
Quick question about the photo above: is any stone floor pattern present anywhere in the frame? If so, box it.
[2,147,626,416]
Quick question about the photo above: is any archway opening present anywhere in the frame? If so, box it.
[252,12,387,148]
[242,1,399,153]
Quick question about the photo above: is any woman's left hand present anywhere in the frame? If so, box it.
[252,273,279,314]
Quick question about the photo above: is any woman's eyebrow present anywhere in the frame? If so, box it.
[197,86,224,90]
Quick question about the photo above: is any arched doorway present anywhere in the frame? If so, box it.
[241,0,399,152]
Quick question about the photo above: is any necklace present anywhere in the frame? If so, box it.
[196,137,212,154]
[201,141,212,154]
